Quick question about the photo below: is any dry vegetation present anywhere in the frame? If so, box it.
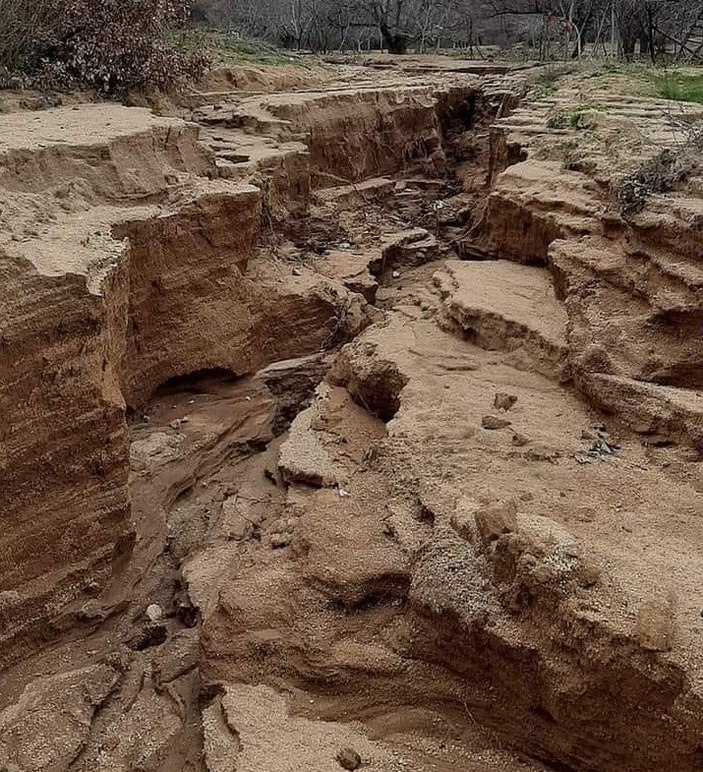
[0,0,208,93]
[615,148,694,214]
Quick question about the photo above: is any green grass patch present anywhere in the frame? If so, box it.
[178,29,323,69]
[531,63,576,96]
[581,63,703,103]
[651,71,703,104]
[546,105,602,132]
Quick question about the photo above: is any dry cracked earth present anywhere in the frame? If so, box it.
[1,56,703,772]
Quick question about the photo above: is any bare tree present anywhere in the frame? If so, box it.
[193,0,703,61]
[351,0,411,53]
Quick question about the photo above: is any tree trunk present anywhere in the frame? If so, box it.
[646,4,657,63]
[379,19,408,55]
[386,33,408,54]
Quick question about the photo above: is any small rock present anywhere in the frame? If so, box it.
[512,432,530,447]
[638,590,676,652]
[392,270,401,279]
[475,499,518,544]
[129,623,168,651]
[576,560,601,588]
[270,532,291,549]
[292,267,302,276]
[77,599,106,622]
[227,514,251,541]
[526,446,560,462]
[450,503,479,542]
[481,415,511,430]
[177,602,199,628]
[494,392,518,411]
[336,748,362,771]
[581,429,596,440]
[146,603,163,622]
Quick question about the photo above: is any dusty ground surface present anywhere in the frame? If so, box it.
[1,56,702,772]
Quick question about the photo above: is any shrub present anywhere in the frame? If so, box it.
[0,0,209,94]
[615,149,691,216]
[0,0,56,84]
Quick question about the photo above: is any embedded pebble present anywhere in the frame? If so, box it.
[481,415,511,430]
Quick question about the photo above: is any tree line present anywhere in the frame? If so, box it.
[192,0,703,61]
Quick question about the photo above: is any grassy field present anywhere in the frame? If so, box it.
[586,63,703,104]
[526,61,703,104]
[649,70,703,103]
[179,29,324,69]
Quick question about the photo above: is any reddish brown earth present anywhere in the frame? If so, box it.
[0,58,702,772]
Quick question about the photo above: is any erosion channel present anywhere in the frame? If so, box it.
[1,59,702,772]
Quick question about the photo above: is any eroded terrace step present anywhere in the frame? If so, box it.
[550,235,703,313]
[433,259,570,382]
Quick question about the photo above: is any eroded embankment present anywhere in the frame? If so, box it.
[0,108,358,673]
[1,66,702,772]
